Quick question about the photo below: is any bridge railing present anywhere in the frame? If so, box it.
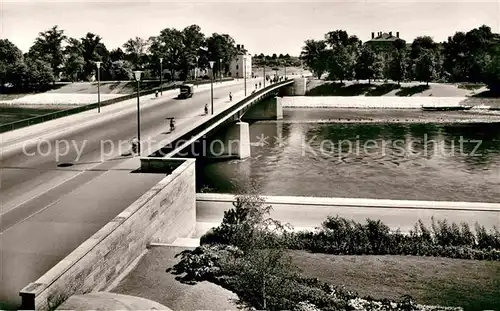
[0,78,234,134]
[150,79,293,158]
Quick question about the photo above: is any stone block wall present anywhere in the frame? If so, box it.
[281,96,467,109]
[19,158,196,311]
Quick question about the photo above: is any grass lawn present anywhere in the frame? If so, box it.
[0,93,29,100]
[0,107,62,126]
[290,250,500,311]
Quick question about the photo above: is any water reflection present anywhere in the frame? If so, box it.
[197,116,500,203]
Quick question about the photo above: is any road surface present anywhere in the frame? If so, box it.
[0,80,251,308]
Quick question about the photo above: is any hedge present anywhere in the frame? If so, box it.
[281,217,500,261]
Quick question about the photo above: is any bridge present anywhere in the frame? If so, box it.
[6,74,499,311]
[143,78,301,163]
[0,76,304,309]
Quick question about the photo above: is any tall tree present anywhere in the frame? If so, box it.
[63,38,84,81]
[324,30,359,82]
[123,36,148,69]
[388,48,408,85]
[0,39,26,89]
[355,45,377,83]
[149,28,184,80]
[24,56,54,87]
[206,33,237,78]
[327,46,356,82]
[410,36,437,60]
[179,25,206,79]
[483,46,500,93]
[110,48,125,62]
[415,50,437,85]
[28,25,66,82]
[81,33,109,80]
[300,40,327,79]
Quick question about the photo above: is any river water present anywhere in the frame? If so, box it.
[196,109,500,203]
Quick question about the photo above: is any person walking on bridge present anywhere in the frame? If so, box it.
[130,137,139,155]
[229,92,232,101]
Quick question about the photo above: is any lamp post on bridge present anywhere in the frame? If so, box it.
[95,61,102,113]
[159,57,163,96]
[209,61,215,115]
[195,56,199,87]
[133,70,143,155]
[244,56,247,96]
[263,56,266,88]
[219,58,223,83]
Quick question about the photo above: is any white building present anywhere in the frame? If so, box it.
[229,44,252,78]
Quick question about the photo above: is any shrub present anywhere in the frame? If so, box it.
[284,216,500,261]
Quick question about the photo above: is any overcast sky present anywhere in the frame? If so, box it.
[1,1,499,56]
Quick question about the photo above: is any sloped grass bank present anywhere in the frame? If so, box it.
[0,106,62,126]
[291,251,500,311]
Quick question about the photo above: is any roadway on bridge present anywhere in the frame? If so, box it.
[0,79,253,308]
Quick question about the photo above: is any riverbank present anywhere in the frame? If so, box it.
[282,108,500,124]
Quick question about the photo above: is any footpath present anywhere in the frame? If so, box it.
[0,79,245,158]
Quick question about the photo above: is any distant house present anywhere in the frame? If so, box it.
[366,31,406,52]
[229,44,252,78]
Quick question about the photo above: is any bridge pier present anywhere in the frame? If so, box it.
[243,96,283,121]
[207,121,251,159]
[282,77,307,96]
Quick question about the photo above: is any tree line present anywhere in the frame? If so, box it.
[252,53,302,68]
[300,25,500,92]
[0,24,240,91]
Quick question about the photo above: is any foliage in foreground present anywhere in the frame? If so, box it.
[284,217,500,261]
[169,185,463,311]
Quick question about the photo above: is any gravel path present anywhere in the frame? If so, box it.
[112,246,239,311]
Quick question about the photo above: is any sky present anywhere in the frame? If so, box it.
[1,0,499,56]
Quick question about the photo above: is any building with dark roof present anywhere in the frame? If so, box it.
[366,31,406,52]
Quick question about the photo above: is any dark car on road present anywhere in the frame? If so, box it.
[178,84,194,99]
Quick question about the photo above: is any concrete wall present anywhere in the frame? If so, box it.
[243,96,283,120]
[281,96,467,109]
[20,158,196,311]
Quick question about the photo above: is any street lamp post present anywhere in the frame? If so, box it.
[243,56,247,96]
[209,61,215,115]
[96,61,102,113]
[219,58,223,83]
[263,56,266,88]
[133,70,143,154]
[195,56,199,87]
[159,58,163,96]
[284,60,287,79]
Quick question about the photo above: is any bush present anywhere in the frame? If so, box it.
[173,189,469,311]
[283,216,500,261]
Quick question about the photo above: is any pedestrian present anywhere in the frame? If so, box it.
[255,83,257,89]
[259,82,261,88]
[229,92,232,101]
[130,137,139,155]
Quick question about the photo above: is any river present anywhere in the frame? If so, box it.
[196,109,500,203]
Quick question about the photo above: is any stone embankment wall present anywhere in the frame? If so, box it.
[281,96,468,109]
[20,158,196,311]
